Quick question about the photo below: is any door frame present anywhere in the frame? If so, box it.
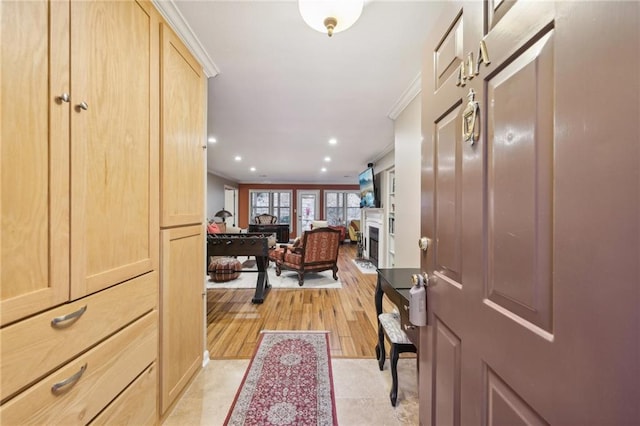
[224,185,238,226]
[296,190,320,236]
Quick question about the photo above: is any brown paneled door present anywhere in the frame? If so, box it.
[420,1,639,425]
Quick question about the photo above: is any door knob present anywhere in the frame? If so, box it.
[418,237,431,251]
[411,272,430,287]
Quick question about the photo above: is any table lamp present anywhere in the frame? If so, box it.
[214,209,232,224]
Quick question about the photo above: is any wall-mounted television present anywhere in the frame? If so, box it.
[359,167,377,208]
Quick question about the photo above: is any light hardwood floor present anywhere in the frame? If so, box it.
[206,243,394,359]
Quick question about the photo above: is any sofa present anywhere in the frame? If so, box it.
[207,221,242,235]
[310,220,346,243]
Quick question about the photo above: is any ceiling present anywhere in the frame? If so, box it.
[170,0,443,184]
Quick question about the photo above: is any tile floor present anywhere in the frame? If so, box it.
[163,358,419,425]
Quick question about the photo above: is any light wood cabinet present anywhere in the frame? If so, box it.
[1,0,160,423]
[160,225,204,414]
[160,23,205,227]
[90,363,158,426]
[158,22,206,417]
[0,273,157,402]
[1,0,70,327]
[1,0,159,322]
[0,312,158,425]
[70,0,159,298]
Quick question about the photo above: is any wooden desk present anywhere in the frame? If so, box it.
[248,224,290,243]
[375,268,420,406]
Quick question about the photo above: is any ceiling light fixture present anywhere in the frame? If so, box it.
[324,156,331,162]
[329,138,337,145]
[208,137,217,143]
[234,156,242,161]
[299,0,364,37]
[250,167,256,172]
[321,167,327,172]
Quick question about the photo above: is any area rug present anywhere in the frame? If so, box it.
[206,262,342,290]
[224,331,338,426]
[352,259,378,275]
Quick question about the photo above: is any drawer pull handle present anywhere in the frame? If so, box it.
[51,305,87,327]
[51,363,87,395]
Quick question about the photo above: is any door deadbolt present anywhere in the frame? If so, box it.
[418,237,430,251]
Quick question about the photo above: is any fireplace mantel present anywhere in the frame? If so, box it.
[362,208,387,267]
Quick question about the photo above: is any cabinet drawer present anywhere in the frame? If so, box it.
[0,311,157,425]
[1,272,157,401]
[399,302,419,345]
[90,362,157,426]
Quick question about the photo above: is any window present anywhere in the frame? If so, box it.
[249,190,292,224]
[325,191,360,226]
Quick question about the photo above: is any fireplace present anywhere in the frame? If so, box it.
[369,226,379,266]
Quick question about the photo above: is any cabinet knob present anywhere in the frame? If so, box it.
[77,101,88,111]
[57,93,70,103]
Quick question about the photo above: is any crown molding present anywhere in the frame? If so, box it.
[387,72,421,120]
[152,0,220,78]
[372,142,395,164]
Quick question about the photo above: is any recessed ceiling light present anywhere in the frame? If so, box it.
[250,167,256,172]
[328,138,337,145]
[324,156,331,162]
[321,167,327,172]
[234,156,242,161]
[208,137,217,143]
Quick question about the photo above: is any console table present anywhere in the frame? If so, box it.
[248,224,290,243]
[375,268,420,406]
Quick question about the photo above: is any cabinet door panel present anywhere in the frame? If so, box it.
[160,24,205,227]
[160,225,204,414]
[0,0,70,325]
[70,0,159,298]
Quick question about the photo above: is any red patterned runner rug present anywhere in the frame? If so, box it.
[224,331,338,426]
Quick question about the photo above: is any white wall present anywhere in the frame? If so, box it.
[207,173,238,220]
[393,94,421,268]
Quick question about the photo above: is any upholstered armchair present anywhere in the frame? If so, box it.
[255,213,278,224]
[269,227,341,286]
[348,220,360,241]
